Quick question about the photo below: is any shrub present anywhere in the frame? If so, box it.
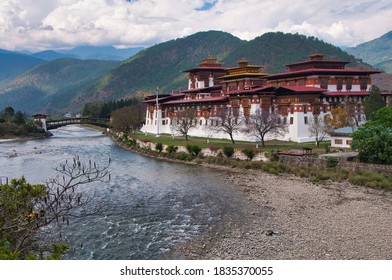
[326,157,339,168]
[223,146,234,158]
[311,172,331,183]
[174,152,193,161]
[270,152,279,162]
[194,158,203,165]
[249,161,263,169]
[334,168,350,181]
[242,148,255,160]
[244,163,252,169]
[166,145,178,154]
[126,138,137,147]
[186,144,202,157]
[155,142,163,152]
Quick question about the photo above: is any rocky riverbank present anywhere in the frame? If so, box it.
[0,131,52,143]
[111,133,392,260]
[178,169,392,259]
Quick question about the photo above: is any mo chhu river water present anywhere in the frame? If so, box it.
[0,125,248,259]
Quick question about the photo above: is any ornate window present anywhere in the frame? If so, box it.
[346,79,353,91]
[360,78,368,91]
[320,77,329,89]
[337,78,343,91]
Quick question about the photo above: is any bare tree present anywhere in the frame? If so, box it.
[308,114,333,147]
[245,109,288,147]
[0,157,110,259]
[170,108,197,140]
[111,102,146,132]
[209,107,243,144]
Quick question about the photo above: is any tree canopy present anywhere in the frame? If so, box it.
[364,85,385,121]
[351,106,392,164]
[0,157,110,259]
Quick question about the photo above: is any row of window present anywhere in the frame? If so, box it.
[273,77,368,91]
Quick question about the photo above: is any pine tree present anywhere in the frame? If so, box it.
[364,85,385,121]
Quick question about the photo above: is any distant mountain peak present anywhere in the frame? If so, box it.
[346,30,392,71]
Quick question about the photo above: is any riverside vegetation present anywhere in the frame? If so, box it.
[0,106,47,139]
[113,131,392,191]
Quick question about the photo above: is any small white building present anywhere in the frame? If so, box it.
[330,126,357,148]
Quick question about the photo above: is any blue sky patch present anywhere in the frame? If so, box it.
[196,0,218,11]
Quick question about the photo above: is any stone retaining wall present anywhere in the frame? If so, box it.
[278,154,392,175]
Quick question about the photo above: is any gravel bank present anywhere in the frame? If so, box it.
[179,168,392,260]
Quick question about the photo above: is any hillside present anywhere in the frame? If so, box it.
[78,31,243,102]
[224,32,360,73]
[0,58,119,114]
[346,31,392,73]
[81,31,374,105]
[0,50,45,84]
[374,60,392,75]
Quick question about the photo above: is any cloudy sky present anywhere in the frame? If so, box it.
[1,0,391,52]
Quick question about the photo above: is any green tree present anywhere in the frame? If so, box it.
[0,157,110,259]
[4,107,15,117]
[82,102,102,118]
[351,123,392,164]
[373,106,392,127]
[13,111,26,125]
[364,85,385,121]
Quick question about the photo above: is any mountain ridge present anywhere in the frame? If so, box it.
[80,30,372,106]
[1,30,390,114]
[346,30,392,74]
[0,58,119,114]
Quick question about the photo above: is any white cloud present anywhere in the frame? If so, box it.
[0,0,391,51]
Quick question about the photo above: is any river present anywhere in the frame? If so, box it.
[0,125,248,259]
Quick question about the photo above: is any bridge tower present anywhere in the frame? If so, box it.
[32,114,48,132]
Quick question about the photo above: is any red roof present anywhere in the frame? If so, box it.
[144,94,185,103]
[266,68,382,79]
[275,86,326,93]
[323,91,369,96]
[163,96,228,105]
[285,59,350,67]
[182,66,227,73]
[324,91,392,96]
[181,85,222,93]
[225,86,275,95]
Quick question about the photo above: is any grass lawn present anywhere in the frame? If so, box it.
[128,131,331,155]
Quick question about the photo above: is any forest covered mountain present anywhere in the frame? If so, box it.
[1,30,390,114]
[346,31,392,74]
[78,31,370,105]
[0,58,119,114]
[0,50,45,83]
